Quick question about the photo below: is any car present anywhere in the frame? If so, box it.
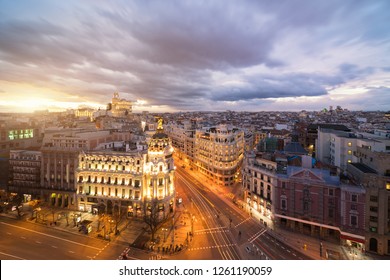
[11,205,21,211]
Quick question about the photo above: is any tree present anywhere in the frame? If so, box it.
[12,193,24,219]
[64,212,70,226]
[143,198,170,242]
[112,204,126,234]
[97,203,106,232]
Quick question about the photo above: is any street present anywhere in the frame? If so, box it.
[175,166,310,260]
[176,171,241,260]
[1,165,310,261]
[0,216,126,260]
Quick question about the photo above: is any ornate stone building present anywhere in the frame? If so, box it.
[111,92,132,118]
[76,118,175,218]
[41,129,132,209]
[243,152,366,250]
[195,125,244,187]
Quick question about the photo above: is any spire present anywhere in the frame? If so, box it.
[155,116,164,131]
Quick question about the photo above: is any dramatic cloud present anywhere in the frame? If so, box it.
[0,0,389,112]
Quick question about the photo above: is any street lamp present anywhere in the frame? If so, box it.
[162,228,168,242]
[172,216,175,243]
[191,214,195,235]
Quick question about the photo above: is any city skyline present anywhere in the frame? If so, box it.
[0,0,389,113]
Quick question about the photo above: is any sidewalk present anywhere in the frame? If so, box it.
[141,204,193,259]
[2,204,147,246]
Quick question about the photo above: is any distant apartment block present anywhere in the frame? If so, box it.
[348,146,390,255]
[8,150,42,200]
[316,128,390,173]
[194,125,244,187]
[0,125,41,154]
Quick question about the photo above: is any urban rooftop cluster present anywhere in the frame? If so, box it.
[1,93,390,258]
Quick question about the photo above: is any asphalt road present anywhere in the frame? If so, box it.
[0,216,126,260]
[176,171,241,260]
[0,165,311,261]
[175,166,310,260]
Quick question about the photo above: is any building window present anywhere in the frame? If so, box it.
[351,204,357,211]
[386,182,390,190]
[370,195,378,202]
[370,216,378,223]
[370,206,378,212]
[350,215,357,227]
[347,159,352,163]
[348,142,352,147]
[348,150,352,155]
[281,198,287,210]
[328,208,334,218]
[329,189,334,196]
[351,194,357,202]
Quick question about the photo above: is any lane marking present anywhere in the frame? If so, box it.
[21,236,26,239]
[0,251,26,260]
[51,245,58,248]
[35,241,42,244]
[248,228,267,243]
[234,217,251,228]
[194,226,226,233]
[69,251,75,254]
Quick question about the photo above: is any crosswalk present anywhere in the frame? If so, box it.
[234,217,251,228]
[195,229,230,235]
[188,243,237,251]
[248,228,267,243]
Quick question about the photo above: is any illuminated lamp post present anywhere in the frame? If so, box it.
[162,228,168,242]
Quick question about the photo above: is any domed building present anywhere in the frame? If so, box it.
[75,117,175,220]
[143,117,176,217]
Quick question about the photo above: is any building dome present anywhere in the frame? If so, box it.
[148,117,172,153]
[164,144,174,156]
[152,132,169,140]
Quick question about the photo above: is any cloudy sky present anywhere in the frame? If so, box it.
[0,0,389,113]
